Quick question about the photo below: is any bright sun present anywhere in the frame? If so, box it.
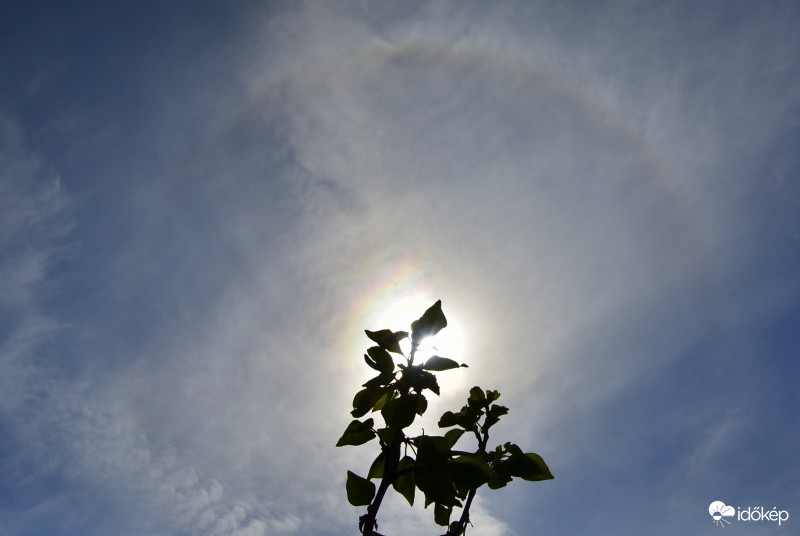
[353,292,476,422]
[367,293,467,365]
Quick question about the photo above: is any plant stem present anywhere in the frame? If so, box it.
[450,422,490,536]
[362,428,404,535]
[452,488,477,535]
[362,346,413,535]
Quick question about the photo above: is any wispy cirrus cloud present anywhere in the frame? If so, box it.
[0,115,73,410]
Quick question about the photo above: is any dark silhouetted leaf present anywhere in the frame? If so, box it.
[363,371,395,389]
[438,406,481,430]
[438,411,459,428]
[416,435,452,459]
[451,454,496,491]
[451,460,489,491]
[434,502,451,526]
[364,354,379,371]
[393,456,416,506]
[417,465,458,505]
[367,346,395,374]
[415,393,428,415]
[487,459,513,489]
[486,389,501,402]
[336,418,375,447]
[381,395,418,429]
[485,404,509,429]
[346,471,375,506]
[373,390,393,412]
[365,329,407,355]
[422,356,461,371]
[351,387,385,418]
[418,371,440,395]
[404,366,440,396]
[368,452,386,479]
[506,451,554,481]
[469,386,486,404]
[414,436,458,506]
[444,428,464,448]
[411,300,447,345]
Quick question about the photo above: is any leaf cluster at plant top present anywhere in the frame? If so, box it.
[337,300,553,536]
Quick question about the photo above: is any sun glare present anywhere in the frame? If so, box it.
[366,293,467,365]
[351,292,480,426]
[360,294,469,389]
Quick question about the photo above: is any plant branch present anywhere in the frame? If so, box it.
[361,344,417,536]
[449,417,491,536]
[361,428,404,535]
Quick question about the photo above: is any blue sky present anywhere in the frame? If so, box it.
[1,1,799,535]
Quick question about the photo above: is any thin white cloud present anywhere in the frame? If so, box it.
[241,2,800,533]
[0,115,73,412]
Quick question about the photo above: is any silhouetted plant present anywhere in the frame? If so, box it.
[337,300,553,536]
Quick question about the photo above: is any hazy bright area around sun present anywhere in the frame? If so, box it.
[2,1,799,535]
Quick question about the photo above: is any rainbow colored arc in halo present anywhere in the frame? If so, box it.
[246,38,723,373]
[244,37,717,262]
[344,253,434,351]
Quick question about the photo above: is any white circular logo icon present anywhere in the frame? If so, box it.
[709,501,735,527]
